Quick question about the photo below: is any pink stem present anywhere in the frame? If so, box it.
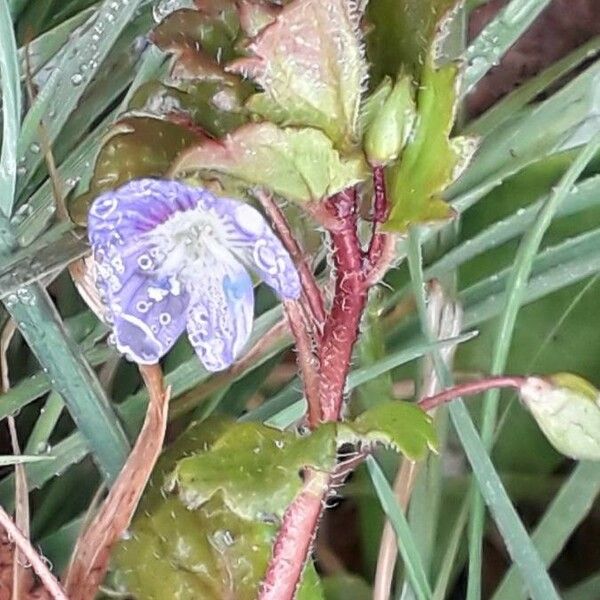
[418,376,527,412]
[367,166,389,266]
[284,300,321,429]
[319,187,367,422]
[256,190,326,328]
[259,470,329,600]
[262,183,393,599]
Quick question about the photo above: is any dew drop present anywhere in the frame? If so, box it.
[71,73,84,86]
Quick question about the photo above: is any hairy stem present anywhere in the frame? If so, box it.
[284,300,321,428]
[255,190,326,328]
[259,470,329,600]
[262,181,393,598]
[418,376,526,412]
[319,187,367,422]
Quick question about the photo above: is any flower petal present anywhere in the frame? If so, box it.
[208,198,301,300]
[87,178,213,246]
[186,252,254,372]
[94,241,190,364]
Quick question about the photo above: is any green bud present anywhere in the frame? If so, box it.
[359,76,393,132]
[364,75,416,166]
[520,373,600,461]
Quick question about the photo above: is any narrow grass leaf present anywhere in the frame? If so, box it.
[461,0,552,96]
[17,7,97,78]
[24,391,64,455]
[0,0,22,217]
[16,0,145,194]
[493,462,600,600]
[366,457,433,600]
[428,175,600,280]
[466,36,600,136]
[4,283,129,482]
[0,433,89,510]
[432,498,469,600]
[407,230,560,600]
[0,455,53,465]
[468,132,600,597]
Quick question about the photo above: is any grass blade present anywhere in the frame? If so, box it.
[468,131,600,597]
[0,0,22,217]
[429,175,600,280]
[16,0,145,194]
[466,36,600,136]
[4,283,129,482]
[461,0,552,96]
[432,498,469,600]
[406,230,560,600]
[493,462,600,600]
[24,391,63,455]
[0,455,53,465]
[366,456,433,600]
[564,572,600,600]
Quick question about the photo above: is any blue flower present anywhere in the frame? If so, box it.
[87,178,301,371]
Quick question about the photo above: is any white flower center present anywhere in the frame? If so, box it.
[144,207,229,284]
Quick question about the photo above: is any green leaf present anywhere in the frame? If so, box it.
[112,419,324,600]
[69,116,199,225]
[0,0,22,217]
[172,122,368,203]
[365,0,459,83]
[128,77,248,138]
[342,401,438,461]
[151,4,240,64]
[168,421,338,520]
[113,495,324,600]
[384,62,476,231]
[228,0,367,151]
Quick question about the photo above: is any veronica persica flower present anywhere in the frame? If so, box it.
[87,178,301,371]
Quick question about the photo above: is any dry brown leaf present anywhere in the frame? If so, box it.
[63,364,170,600]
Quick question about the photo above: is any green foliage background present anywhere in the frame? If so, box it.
[1,0,600,598]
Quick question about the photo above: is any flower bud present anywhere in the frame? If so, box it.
[519,373,600,461]
[364,75,416,167]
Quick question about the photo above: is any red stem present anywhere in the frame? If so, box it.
[284,300,321,429]
[418,376,527,412]
[261,181,395,598]
[258,470,329,600]
[319,187,367,422]
[367,166,389,266]
[256,190,326,329]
